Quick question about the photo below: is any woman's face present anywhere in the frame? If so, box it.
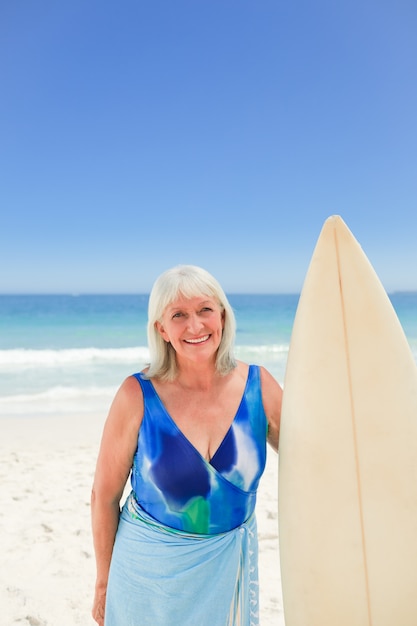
[155,294,225,367]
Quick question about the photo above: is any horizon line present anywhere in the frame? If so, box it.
[1,290,417,297]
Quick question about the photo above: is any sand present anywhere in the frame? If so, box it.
[0,411,285,626]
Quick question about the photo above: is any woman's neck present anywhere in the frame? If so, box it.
[174,360,220,392]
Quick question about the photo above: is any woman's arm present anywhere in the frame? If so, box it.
[260,366,283,453]
[91,375,143,626]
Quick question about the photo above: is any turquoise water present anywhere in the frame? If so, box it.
[0,293,416,418]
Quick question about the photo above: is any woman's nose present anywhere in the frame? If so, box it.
[187,313,203,333]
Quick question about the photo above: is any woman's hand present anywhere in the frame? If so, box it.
[92,585,106,625]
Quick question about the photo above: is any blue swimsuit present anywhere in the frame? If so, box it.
[130,365,268,534]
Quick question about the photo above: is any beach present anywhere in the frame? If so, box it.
[0,410,285,626]
[2,292,416,626]
[0,294,293,626]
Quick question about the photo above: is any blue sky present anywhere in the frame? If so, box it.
[1,0,416,294]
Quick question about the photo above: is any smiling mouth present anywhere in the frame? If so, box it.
[184,335,210,344]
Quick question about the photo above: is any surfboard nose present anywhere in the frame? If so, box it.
[321,213,356,243]
[325,213,344,225]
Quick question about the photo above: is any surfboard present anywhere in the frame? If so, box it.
[278,215,417,626]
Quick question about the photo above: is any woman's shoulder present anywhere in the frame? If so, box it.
[257,364,283,394]
[235,360,269,380]
[112,374,145,411]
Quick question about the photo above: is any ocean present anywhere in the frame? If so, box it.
[0,293,416,420]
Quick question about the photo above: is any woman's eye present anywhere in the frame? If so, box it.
[201,307,213,313]
[172,312,183,319]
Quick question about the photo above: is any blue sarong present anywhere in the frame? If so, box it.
[105,494,260,626]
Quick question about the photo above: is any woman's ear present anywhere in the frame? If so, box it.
[155,320,170,342]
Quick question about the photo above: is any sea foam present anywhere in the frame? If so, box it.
[0,347,150,369]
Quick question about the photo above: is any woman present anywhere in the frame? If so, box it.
[91,265,282,626]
